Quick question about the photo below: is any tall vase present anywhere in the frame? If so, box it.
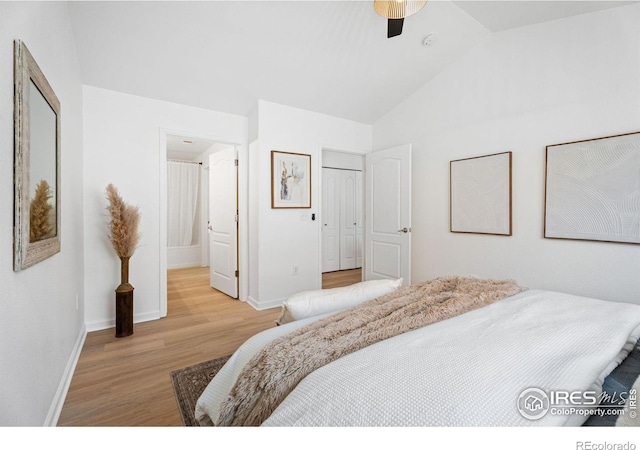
[115,256,134,338]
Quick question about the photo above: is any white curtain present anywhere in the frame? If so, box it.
[167,161,200,247]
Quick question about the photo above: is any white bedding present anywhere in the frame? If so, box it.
[195,289,640,427]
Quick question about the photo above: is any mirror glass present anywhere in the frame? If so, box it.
[14,40,61,271]
[28,80,58,242]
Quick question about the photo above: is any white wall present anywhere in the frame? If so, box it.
[322,149,364,171]
[373,4,640,304]
[248,139,260,305]
[83,86,247,330]
[0,2,85,425]
[249,100,372,309]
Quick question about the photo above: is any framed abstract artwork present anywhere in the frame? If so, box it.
[271,150,311,209]
[450,151,512,236]
[544,131,640,244]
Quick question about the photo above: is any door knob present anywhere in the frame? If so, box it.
[398,227,409,233]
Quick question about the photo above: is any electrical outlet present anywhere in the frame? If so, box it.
[292,266,299,276]
[75,293,79,310]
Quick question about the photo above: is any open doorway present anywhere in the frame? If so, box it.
[162,132,240,316]
[319,145,413,290]
[321,149,364,287]
[166,135,212,270]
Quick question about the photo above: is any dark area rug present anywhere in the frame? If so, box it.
[170,354,230,426]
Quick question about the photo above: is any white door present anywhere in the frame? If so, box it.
[364,144,411,285]
[339,170,357,270]
[355,170,364,268]
[209,147,238,298]
[322,168,340,272]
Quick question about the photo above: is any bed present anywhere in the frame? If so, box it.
[195,276,640,427]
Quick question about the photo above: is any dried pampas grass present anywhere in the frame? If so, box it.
[105,184,141,258]
[30,179,55,242]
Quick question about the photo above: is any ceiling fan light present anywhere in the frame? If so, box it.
[374,0,427,20]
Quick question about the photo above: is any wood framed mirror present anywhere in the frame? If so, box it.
[14,40,61,271]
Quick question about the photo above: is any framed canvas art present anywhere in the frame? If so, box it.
[545,131,640,244]
[450,151,512,236]
[271,150,311,209]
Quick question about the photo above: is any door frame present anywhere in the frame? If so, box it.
[159,128,248,317]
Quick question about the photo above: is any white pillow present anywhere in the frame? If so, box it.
[276,278,403,325]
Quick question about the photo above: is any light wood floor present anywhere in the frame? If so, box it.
[57,267,361,426]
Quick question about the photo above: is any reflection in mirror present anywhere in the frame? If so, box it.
[14,40,61,271]
[29,80,58,242]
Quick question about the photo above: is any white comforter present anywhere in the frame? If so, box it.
[195,289,640,426]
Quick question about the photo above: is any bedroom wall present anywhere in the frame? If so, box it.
[82,86,247,330]
[373,4,640,304]
[0,2,85,425]
[248,139,260,306]
[248,100,372,309]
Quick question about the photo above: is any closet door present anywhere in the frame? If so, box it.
[339,170,357,270]
[355,170,364,269]
[322,168,340,272]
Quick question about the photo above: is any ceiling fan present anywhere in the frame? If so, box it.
[374,0,428,38]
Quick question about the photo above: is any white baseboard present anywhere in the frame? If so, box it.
[85,310,161,332]
[247,295,282,311]
[46,324,87,426]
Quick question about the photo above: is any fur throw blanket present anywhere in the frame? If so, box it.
[215,276,526,426]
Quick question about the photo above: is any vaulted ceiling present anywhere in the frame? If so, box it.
[68,1,635,124]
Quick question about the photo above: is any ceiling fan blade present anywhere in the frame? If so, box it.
[387,18,404,38]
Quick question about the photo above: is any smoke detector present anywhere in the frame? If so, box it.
[422,32,438,47]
